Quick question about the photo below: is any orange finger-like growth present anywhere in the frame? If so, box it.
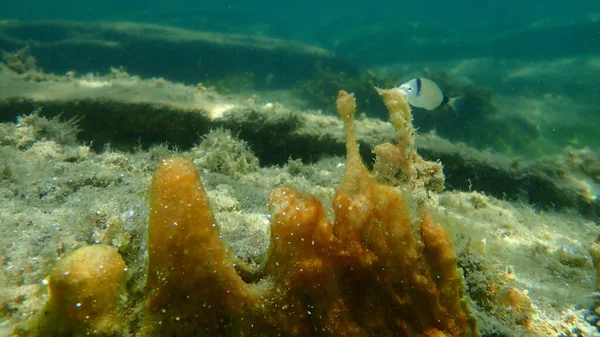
[146,157,258,335]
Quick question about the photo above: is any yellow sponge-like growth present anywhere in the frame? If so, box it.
[16,244,127,336]
[144,156,258,335]
[373,88,445,201]
[139,91,477,337]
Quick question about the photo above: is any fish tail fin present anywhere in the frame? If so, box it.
[447,95,463,112]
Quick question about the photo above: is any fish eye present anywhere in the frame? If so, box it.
[407,87,412,92]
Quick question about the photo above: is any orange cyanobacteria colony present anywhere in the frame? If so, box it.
[17,90,478,337]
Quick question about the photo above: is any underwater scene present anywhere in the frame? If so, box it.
[0,1,599,336]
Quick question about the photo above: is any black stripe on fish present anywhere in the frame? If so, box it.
[415,78,421,96]
[442,91,450,105]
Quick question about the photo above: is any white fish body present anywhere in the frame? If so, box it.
[399,78,457,111]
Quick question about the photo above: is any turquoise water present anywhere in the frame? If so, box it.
[2,1,598,51]
[0,1,599,156]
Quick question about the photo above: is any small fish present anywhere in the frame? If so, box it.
[399,78,459,111]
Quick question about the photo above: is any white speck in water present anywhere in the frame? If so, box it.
[173,222,178,227]
[161,309,166,314]
[75,303,82,308]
